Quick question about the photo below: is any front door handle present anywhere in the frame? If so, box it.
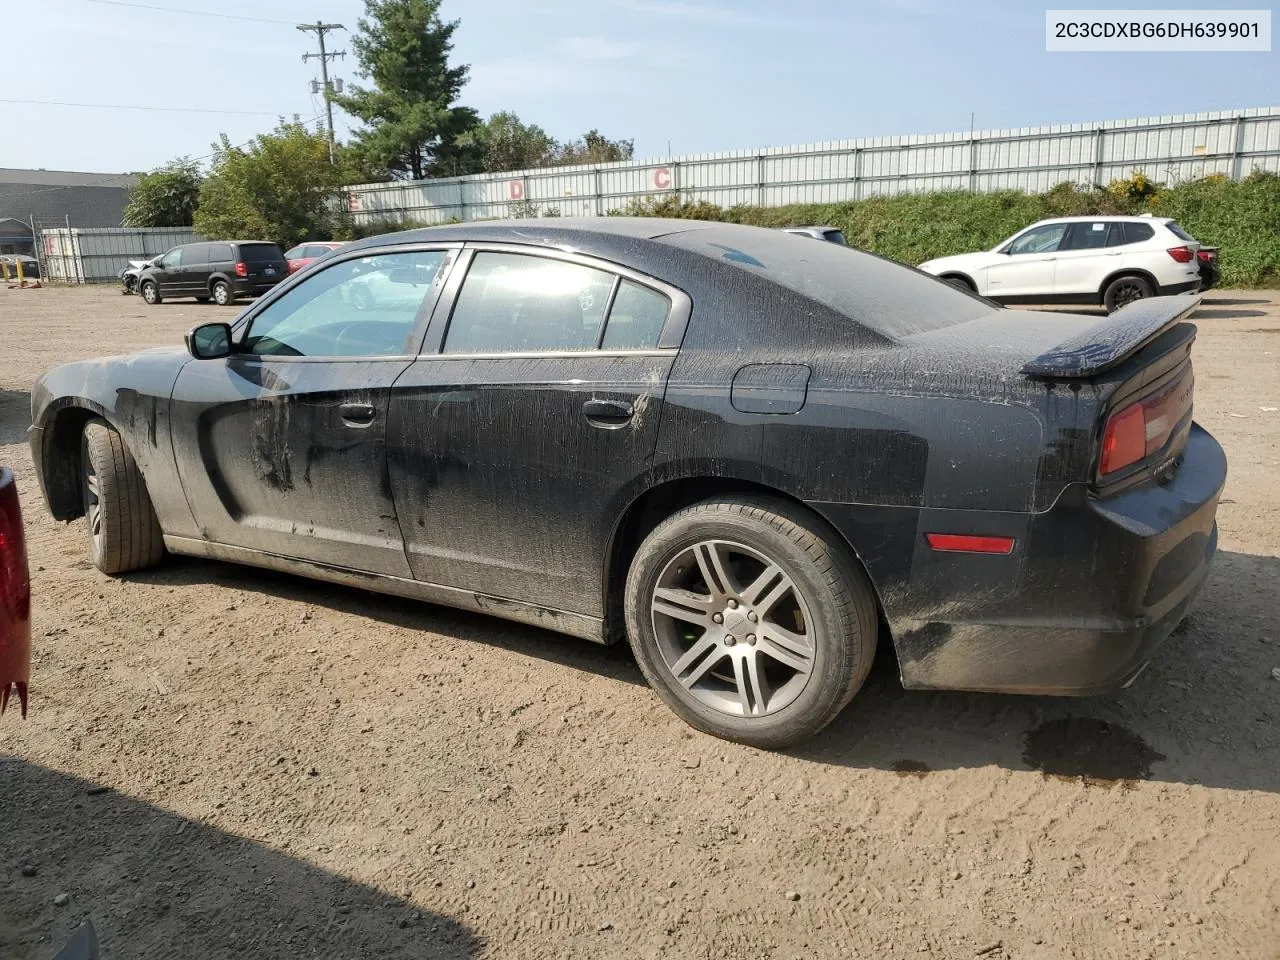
[582,398,634,427]
[339,402,376,426]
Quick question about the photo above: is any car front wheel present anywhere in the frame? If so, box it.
[140,281,160,305]
[624,497,878,749]
[81,419,164,575]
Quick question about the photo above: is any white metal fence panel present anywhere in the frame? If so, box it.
[343,106,1280,226]
[38,226,201,283]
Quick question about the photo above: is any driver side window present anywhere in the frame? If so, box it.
[242,250,447,358]
[1007,224,1067,256]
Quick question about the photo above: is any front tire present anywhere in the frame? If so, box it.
[624,497,878,749]
[211,280,234,306]
[140,280,160,305]
[1103,274,1153,313]
[81,420,164,575]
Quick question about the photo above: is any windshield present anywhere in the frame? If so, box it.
[663,225,994,339]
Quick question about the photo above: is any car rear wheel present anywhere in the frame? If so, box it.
[140,280,160,305]
[81,420,164,575]
[211,280,234,306]
[1103,275,1153,313]
[624,496,877,749]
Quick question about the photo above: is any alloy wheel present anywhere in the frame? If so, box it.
[1112,279,1149,309]
[84,454,102,554]
[650,539,816,718]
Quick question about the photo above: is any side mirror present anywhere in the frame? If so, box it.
[186,322,233,360]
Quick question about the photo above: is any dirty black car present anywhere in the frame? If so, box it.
[28,220,1226,748]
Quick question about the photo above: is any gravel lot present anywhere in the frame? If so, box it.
[1,285,1278,960]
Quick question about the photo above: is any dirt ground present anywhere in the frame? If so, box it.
[1,285,1277,960]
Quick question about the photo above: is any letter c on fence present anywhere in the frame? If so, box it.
[654,167,672,189]
[508,180,524,200]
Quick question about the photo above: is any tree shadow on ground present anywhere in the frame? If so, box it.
[0,760,480,960]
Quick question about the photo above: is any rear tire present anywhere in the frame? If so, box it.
[140,280,160,305]
[211,280,234,306]
[81,419,164,575]
[1103,274,1153,313]
[624,496,878,749]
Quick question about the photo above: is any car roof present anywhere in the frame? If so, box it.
[1028,215,1171,225]
[347,217,721,251]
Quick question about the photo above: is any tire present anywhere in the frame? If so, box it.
[1103,274,1153,313]
[81,419,164,575]
[140,280,160,305]
[943,275,975,293]
[624,496,878,749]
[211,280,234,306]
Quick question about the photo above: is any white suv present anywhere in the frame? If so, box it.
[918,215,1203,312]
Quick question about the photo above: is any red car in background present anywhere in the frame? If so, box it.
[284,241,346,275]
[1,466,30,716]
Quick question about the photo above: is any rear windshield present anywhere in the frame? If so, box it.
[239,243,284,262]
[663,225,994,339]
[1166,221,1197,243]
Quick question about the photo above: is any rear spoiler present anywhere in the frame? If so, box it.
[1021,295,1201,378]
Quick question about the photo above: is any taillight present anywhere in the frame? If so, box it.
[1196,250,1215,263]
[1167,246,1194,263]
[1099,368,1194,476]
[0,477,30,623]
[234,262,248,277]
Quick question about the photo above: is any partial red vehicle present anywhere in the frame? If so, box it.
[284,241,346,275]
[0,466,30,716]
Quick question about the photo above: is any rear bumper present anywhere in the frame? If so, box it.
[1159,278,1201,297]
[231,276,284,295]
[834,423,1225,695]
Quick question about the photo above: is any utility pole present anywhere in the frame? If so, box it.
[297,21,346,164]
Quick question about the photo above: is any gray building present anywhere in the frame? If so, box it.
[0,168,138,254]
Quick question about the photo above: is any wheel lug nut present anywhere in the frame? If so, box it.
[746,634,756,645]
[747,611,757,622]
[724,635,736,646]
[712,613,723,624]
[726,599,739,609]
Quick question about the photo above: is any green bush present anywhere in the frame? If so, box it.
[619,176,1280,288]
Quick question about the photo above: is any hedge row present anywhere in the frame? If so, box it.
[613,172,1280,288]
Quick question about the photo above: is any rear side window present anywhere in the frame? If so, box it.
[823,230,848,246]
[1122,222,1155,244]
[1166,221,1197,243]
[179,244,208,266]
[443,253,615,354]
[284,246,304,259]
[602,280,669,350]
[208,243,232,263]
[238,243,284,263]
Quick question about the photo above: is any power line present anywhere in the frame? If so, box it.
[297,21,347,164]
[0,97,280,117]
[84,0,297,26]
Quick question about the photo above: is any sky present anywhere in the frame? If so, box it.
[5,0,1278,174]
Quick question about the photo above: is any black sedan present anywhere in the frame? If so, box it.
[27,219,1226,748]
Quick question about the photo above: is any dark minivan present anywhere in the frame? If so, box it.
[139,241,288,306]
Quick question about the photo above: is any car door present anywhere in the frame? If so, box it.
[170,245,460,576]
[386,246,688,618]
[150,247,183,295]
[179,243,210,297]
[985,223,1067,298]
[1053,221,1122,297]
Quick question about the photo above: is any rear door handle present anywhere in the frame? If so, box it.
[339,402,376,426]
[582,398,634,427]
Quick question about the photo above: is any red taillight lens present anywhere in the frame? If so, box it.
[1100,402,1146,475]
[1099,368,1194,476]
[1196,250,1215,263]
[1167,246,1194,263]
[234,261,248,277]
